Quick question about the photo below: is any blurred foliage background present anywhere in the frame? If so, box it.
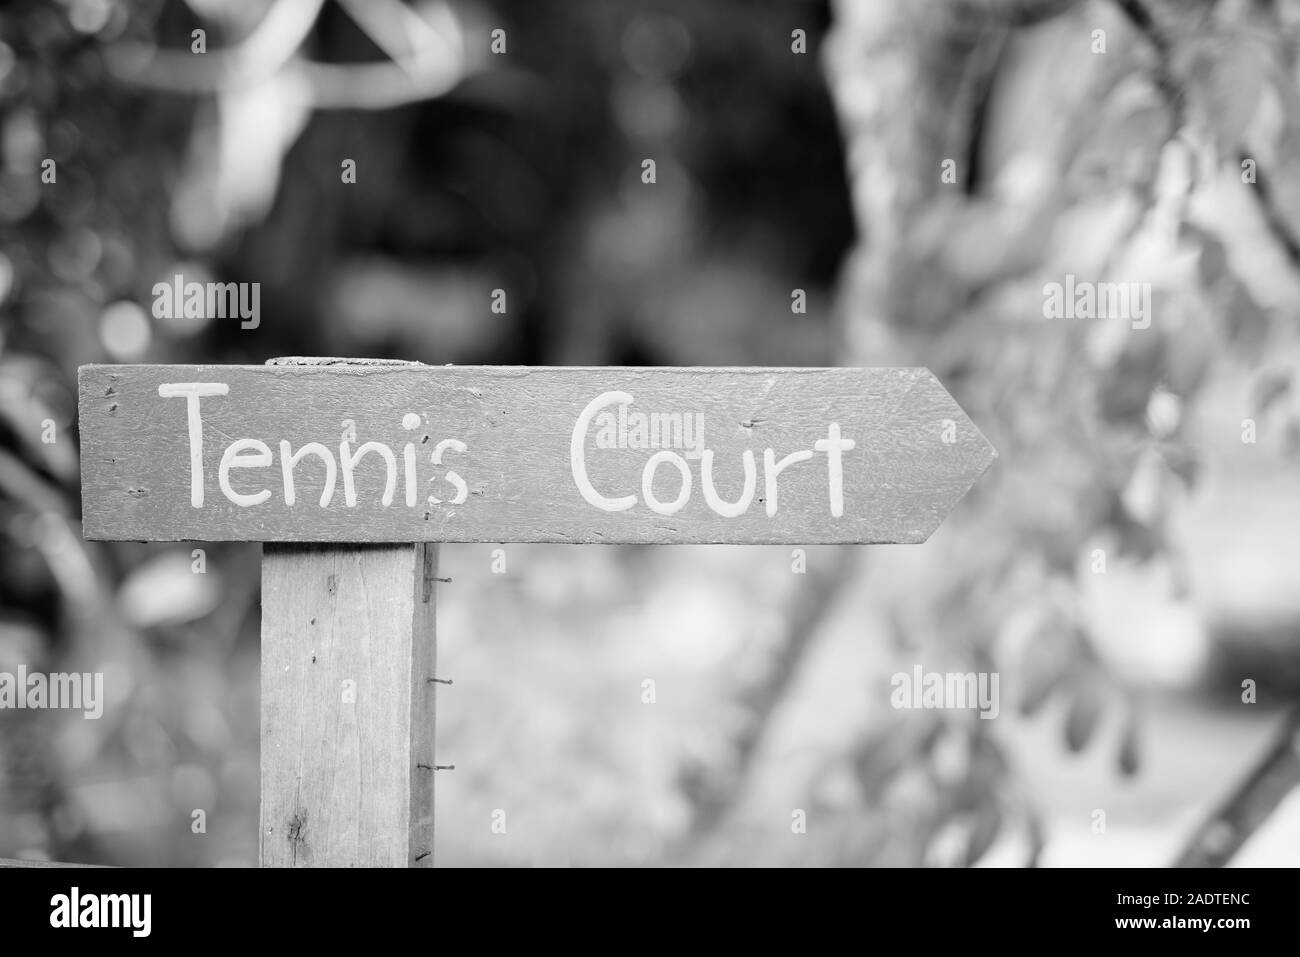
[1,0,1299,866]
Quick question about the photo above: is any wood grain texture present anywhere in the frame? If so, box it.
[0,858,105,867]
[259,543,438,867]
[79,365,996,544]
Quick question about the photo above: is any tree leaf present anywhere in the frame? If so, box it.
[1117,710,1141,777]
[1064,678,1104,753]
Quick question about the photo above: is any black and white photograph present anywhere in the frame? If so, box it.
[0,0,1292,934]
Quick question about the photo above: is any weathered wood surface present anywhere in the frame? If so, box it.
[260,543,439,867]
[79,365,995,544]
[0,858,104,867]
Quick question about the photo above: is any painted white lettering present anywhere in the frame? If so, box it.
[814,423,855,518]
[279,441,336,507]
[763,448,813,518]
[700,449,756,517]
[642,450,691,516]
[158,382,230,507]
[571,391,637,511]
[219,439,272,506]
[340,441,398,507]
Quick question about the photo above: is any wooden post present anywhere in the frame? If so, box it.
[260,543,439,867]
[255,358,440,868]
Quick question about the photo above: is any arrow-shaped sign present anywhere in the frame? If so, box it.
[78,364,995,544]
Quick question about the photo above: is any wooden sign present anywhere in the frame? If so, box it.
[78,364,995,545]
[78,359,995,868]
